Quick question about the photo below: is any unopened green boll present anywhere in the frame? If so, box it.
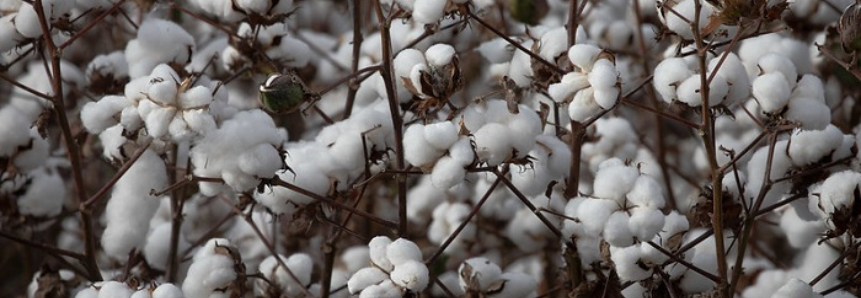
[259,74,313,114]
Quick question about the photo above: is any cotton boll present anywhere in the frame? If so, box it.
[144,222,189,271]
[676,75,703,107]
[588,59,618,90]
[626,175,665,209]
[792,75,826,102]
[779,207,826,249]
[492,272,537,298]
[359,281,401,298]
[752,73,791,113]
[0,106,33,156]
[256,254,314,297]
[98,281,134,298]
[788,125,843,167]
[432,156,467,189]
[593,87,620,110]
[425,44,456,67]
[505,107,541,157]
[770,278,821,298]
[568,44,602,71]
[653,58,694,103]
[611,245,651,281]
[663,0,713,40]
[818,171,861,216]
[12,128,48,171]
[477,38,515,63]
[628,208,665,241]
[404,124,445,167]
[413,0,446,24]
[459,257,502,291]
[577,198,619,235]
[80,96,134,134]
[16,168,65,217]
[473,123,513,166]
[785,98,830,130]
[386,238,423,266]
[423,121,459,151]
[368,236,394,271]
[568,88,601,122]
[347,267,389,294]
[390,260,429,291]
[757,54,798,89]
[593,161,639,203]
[508,40,535,87]
[536,135,571,178]
[538,27,569,61]
[237,143,282,179]
[448,137,475,166]
[548,72,591,103]
[604,211,635,247]
[394,49,427,98]
[102,149,167,259]
[709,52,750,106]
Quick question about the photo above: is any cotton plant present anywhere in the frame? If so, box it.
[458,99,542,167]
[548,44,621,122]
[188,0,295,24]
[74,281,185,298]
[182,238,244,298]
[222,22,311,72]
[457,257,537,298]
[652,51,750,109]
[394,43,464,113]
[254,253,317,298]
[191,109,286,196]
[403,121,474,189]
[347,236,430,298]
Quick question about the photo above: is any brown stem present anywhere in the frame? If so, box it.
[33,0,102,281]
[343,0,364,119]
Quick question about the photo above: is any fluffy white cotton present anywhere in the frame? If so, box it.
[347,267,389,294]
[653,58,694,103]
[814,171,861,221]
[423,121,459,150]
[369,236,394,271]
[663,0,714,40]
[588,59,618,91]
[413,0,446,24]
[788,125,843,166]
[752,73,791,113]
[629,208,666,241]
[604,211,635,247]
[770,278,821,298]
[390,260,429,291]
[0,15,23,53]
[626,175,665,209]
[183,239,239,298]
[757,53,798,90]
[708,52,750,106]
[432,156,466,189]
[126,19,195,77]
[404,124,445,168]
[256,254,314,297]
[568,44,602,71]
[386,238,423,266]
[593,159,640,203]
[549,72,590,103]
[425,44,456,67]
[786,97,831,130]
[473,123,512,166]
[611,245,651,281]
[16,168,66,217]
[0,106,33,156]
[577,198,619,235]
[102,149,167,259]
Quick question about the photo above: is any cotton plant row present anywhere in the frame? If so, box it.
[3,0,861,297]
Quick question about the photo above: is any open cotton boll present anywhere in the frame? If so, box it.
[757,53,798,90]
[593,87,620,110]
[548,72,591,103]
[593,160,639,203]
[144,222,189,271]
[425,44,456,67]
[348,267,389,294]
[752,73,791,113]
[628,208,666,241]
[505,107,541,157]
[102,149,167,259]
[432,156,467,189]
[792,75,826,102]
[785,98,831,130]
[568,44,602,72]
[577,198,619,235]
[653,58,694,103]
[538,27,570,61]
[98,281,135,298]
[256,164,328,217]
[423,121,459,151]
[491,272,537,298]
[151,284,183,298]
[779,207,826,249]
[386,238,423,266]
[626,175,665,209]
[604,211,635,247]
[477,38,514,63]
[676,74,728,107]
[0,106,33,156]
[507,40,535,87]
[588,59,618,91]
[12,129,48,171]
[189,0,244,22]
[0,15,23,53]
[16,168,65,217]
[390,260,429,291]
[663,0,713,40]
[818,171,861,215]
[368,236,394,271]
[568,87,602,122]
[394,49,427,97]
[413,0,446,24]
[788,125,843,166]
[359,281,401,298]
[81,96,134,134]
[473,123,513,166]
[183,239,239,298]
[404,124,445,168]
[448,137,475,166]
[610,245,651,281]
[459,257,503,291]
[255,254,313,297]
[770,278,822,298]
[126,19,195,78]
[708,52,750,105]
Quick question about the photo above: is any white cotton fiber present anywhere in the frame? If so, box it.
[568,44,602,71]
[752,73,791,113]
[757,54,798,89]
[611,245,651,281]
[549,72,590,103]
[423,121,459,150]
[0,106,32,156]
[17,168,65,217]
[448,137,475,166]
[788,125,843,166]
[568,88,601,122]
[425,44,456,67]
[404,124,445,167]
[473,123,512,166]
[593,161,639,203]
[786,98,830,130]
[152,284,183,298]
[577,198,619,235]
[432,156,466,189]
[386,238,423,266]
[626,175,665,209]
[368,236,394,271]
[102,149,167,259]
[588,59,618,90]
[770,278,819,298]
[390,260,429,291]
[628,208,665,241]
[653,58,693,103]
[604,211,635,247]
[459,257,502,291]
[347,267,388,294]
[412,0,446,24]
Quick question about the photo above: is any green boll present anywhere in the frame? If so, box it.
[508,0,548,25]
[259,74,309,114]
